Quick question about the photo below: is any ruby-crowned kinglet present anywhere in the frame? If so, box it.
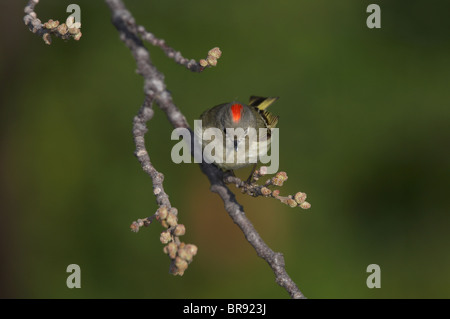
[195,96,279,171]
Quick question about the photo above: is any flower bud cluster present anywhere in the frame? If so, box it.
[225,167,312,211]
[167,243,198,276]
[130,205,198,275]
[271,171,288,187]
[274,190,311,210]
[41,16,82,45]
[157,206,198,276]
[199,47,222,68]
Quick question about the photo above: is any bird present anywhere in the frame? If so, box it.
[195,96,279,177]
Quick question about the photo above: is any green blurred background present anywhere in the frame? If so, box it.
[1,0,449,298]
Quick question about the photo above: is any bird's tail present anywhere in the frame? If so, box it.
[248,96,278,110]
[249,96,279,128]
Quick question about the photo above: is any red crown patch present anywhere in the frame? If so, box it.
[231,103,243,123]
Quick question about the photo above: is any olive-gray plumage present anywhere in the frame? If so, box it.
[196,96,279,170]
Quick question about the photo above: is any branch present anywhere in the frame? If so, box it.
[198,162,306,298]
[104,0,306,298]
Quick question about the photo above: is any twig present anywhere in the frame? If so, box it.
[106,0,306,297]
[137,25,221,72]
[224,168,312,209]
[23,0,82,45]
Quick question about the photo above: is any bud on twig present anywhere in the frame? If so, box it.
[300,201,311,209]
[166,213,178,227]
[157,206,168,220]
[287,198,298,208]
[57,23,68,35]
[261,187,272,196]
[43,19,59,29]
[294,192,307,204]
[174,256,188,273]
[164,242,178,259]
[160,230,172,244]
[173,224,186,236]
[42,33,51,45]
[208,47,222,59]
[185,244,198,257]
